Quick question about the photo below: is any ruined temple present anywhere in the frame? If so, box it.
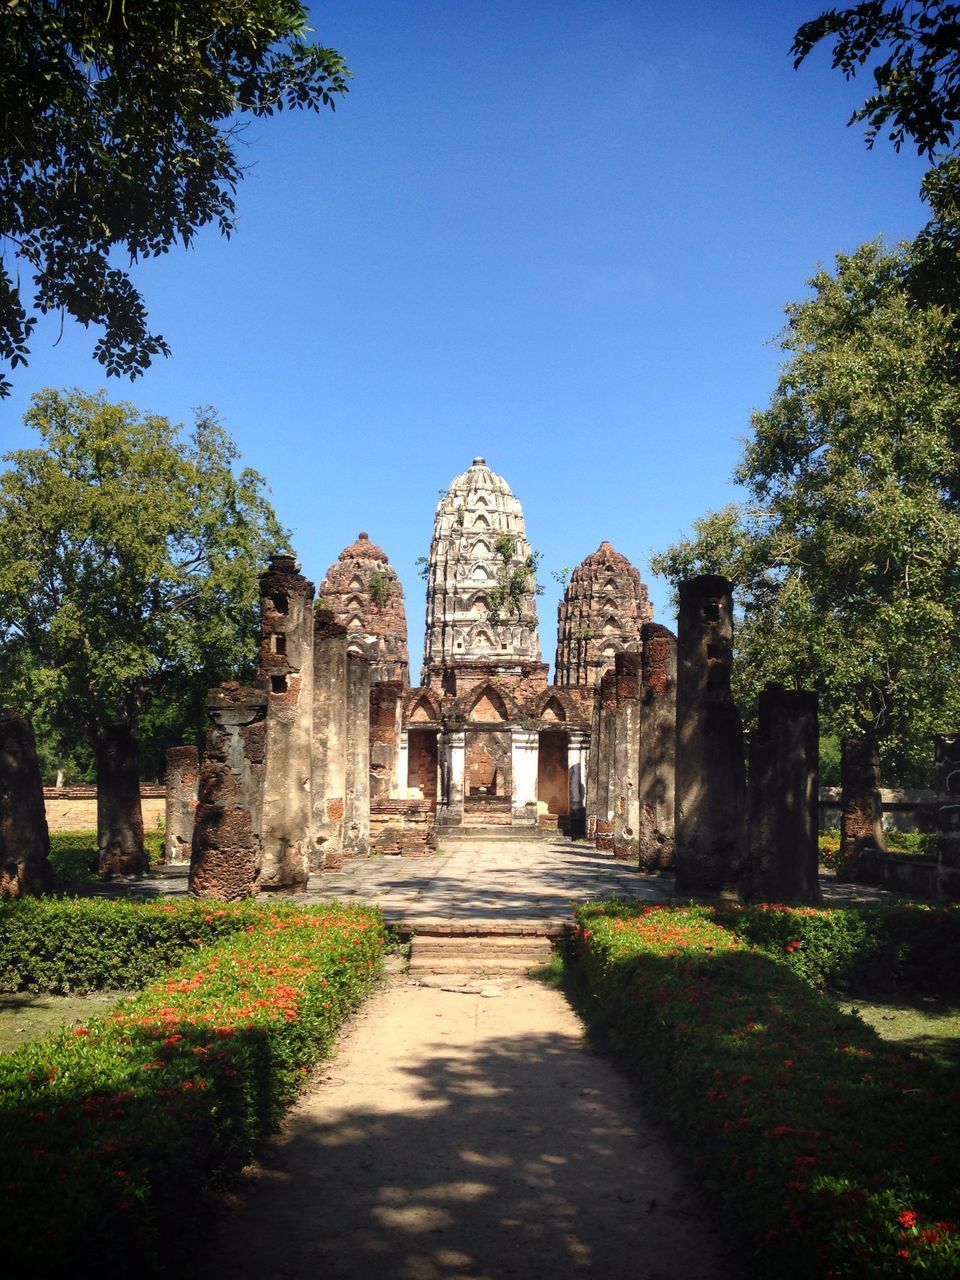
[188,457,683,893]
[320,532,409,685]
[555,541,653,687]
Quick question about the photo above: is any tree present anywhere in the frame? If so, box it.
[793,3,960,315]
[651,241,960,783]
[0,2,348,396]
[793,3,960,162]
[0,388,287,871]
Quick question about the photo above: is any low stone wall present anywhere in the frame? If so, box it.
[369,800,437,857]
[819,787,937,833]
[43,785,166,833]
[843,849,940,898]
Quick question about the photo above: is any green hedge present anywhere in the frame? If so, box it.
[574,902,960,1279]
[0,900,384,1274]
[48,830,166,890]
[714,901,960,997]
[0,897,268,992]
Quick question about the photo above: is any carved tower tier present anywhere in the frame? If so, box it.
[554,541,653,687]
[320,532,409,685]
[422,457,541,685]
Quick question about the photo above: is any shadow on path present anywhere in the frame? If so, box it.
[189,982,731,1280]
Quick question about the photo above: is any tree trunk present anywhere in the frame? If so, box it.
[0,712,53,897]
[96,725,147,876]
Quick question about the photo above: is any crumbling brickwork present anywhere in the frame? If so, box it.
[320,533,409,685]
[189,686,267,900]
[258,553,314,892]
[611,653,641,861]
[638,623,676,871]
[554,542,653,688]
[840,737,885,866]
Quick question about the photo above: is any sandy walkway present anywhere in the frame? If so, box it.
[192,977,731,1280]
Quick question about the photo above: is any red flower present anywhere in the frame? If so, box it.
[898,1210,918,1230]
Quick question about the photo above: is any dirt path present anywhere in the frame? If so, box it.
[192,977,731,1280]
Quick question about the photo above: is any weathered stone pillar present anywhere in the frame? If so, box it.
[0,711,52,897]
[612,653,641,862]
[398,728,409,800]
[370,680,403,802]
[343,651,370,855]
[935,734,960,899]
[675,575,746,895]
[189,686,267,900]
[437,726,465,826]
[839,736,884,867]
[312,612,348,864]
[585,687,602,841]
[567,727,589,837]
[638,622,677,872]
[258,552,315,892]
[747,684,820,904]
[511,728,539,825]
[96,724,148,877]
[164,745,199,864]
[590,671,618,847]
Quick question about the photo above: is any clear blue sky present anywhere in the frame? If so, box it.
[1,1,929,678]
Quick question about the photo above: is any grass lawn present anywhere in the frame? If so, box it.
[836,996,960,1066]
[0,989,125,1054]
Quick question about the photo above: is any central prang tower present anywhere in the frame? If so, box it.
[422,457,541,685]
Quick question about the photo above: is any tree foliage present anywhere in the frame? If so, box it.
[652,241,960,782]
[0,2,348,395]
[793,2,960,160]
[794,3,960,316]
[0,388,286,770]
[486,536,542,626]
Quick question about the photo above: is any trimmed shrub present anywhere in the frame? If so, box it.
[715,902,960,998]
[574,901,960,1279]
[0,900,384,1274]
[0,898,266,992]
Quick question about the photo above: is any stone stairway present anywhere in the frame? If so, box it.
[408,930,555,980]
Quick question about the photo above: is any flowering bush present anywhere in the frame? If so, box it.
[0,900,384,1273]
[574,901,960,1278]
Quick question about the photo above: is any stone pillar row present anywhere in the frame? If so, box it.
[673,576,820,904]
[582,576,819,901]
[587,629,676,867]
[188,554,371,897]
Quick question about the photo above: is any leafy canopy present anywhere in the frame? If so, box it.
[651,241,960,782]
[0,388,287,761]
[793,3,960,315]
[0,1,348,395]
[793,2,960,160]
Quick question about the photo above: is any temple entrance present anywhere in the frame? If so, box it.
[406,729,438,812]
[537,730,569,830]
[464,728,513,824]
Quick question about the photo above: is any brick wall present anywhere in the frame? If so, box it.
[43,785,166,833]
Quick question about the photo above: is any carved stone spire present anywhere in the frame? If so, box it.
[422,458,540,682]
[554,541,653,686]
[320,533,409,685]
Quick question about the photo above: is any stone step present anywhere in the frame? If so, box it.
[437,826,558,842]
[408,933,553,976]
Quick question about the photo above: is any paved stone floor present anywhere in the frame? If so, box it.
[88,833,903,926]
